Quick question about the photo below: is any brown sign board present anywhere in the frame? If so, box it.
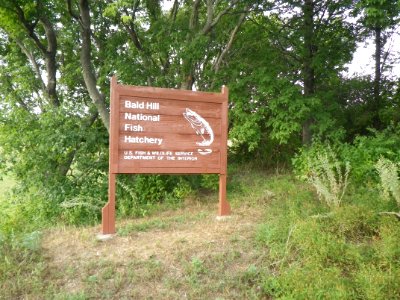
[101,77,230,234]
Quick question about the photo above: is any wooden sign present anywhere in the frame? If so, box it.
[101,77,230,234]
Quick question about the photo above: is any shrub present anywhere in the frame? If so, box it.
[117,174,193,218]
[294,125,400,185]
[339,126,400,183]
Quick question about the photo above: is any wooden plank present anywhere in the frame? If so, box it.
[119,97,222,118]
[218,86,230,216]
[118,148,220,170]
[218,174,230,215]
[220,86,228,174]
[118,148,221,154]
[119,155,220,168]
[118,148,221,155]
[118,133,222,149]
[118,160,220,170]
[109,76,120,173]
[118,115,222,135]
[117,166,221,174]
[116,84,226,103]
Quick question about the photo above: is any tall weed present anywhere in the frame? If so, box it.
[303,148,350,208]
[375,157,400,206]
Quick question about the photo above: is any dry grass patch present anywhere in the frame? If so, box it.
[41,202,266,298]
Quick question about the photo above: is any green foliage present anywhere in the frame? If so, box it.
[357,0,400,29]
[340,127,400,183]
[117,175,192,218]
[200,174,219,191]
[267,91,316,145]
[294,125,400,184]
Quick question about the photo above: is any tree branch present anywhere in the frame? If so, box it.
[169,0,179,22]
[13,3,59,106]
[66,0,82,26]
[202,0,240,35]
[14,4,47,54]
[39,15,59,106]
[213,10,248,72]
[190,0,201,31]
[124,23,144,52]
[14,39,47,94]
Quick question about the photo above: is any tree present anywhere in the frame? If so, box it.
[0,0,60,107]
[222,0,357,148]
[356,0,400,129]
[0,0,109,196]
[102,0,254,90]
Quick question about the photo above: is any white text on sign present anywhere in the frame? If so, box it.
[124,136,163,145]
[125,100,159,110]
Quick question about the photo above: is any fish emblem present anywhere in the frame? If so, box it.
[183,108,214,155]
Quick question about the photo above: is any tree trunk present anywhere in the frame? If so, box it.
[14,3,59,107]
[373,26,382,129]
[302,0,315,146]
[79,0,110,132]
[180,0,201,90]
[40,17,59,107]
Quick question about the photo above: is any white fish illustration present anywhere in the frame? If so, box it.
[183,108,214,155]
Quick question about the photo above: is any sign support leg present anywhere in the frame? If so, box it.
[101,173,116,234]
[218,174,230,216]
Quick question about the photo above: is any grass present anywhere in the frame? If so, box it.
[1,166,400,299]
[117,211,209,236]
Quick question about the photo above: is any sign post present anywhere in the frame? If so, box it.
[101,76,230,235]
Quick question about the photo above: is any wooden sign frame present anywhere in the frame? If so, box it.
[101,77,230,234]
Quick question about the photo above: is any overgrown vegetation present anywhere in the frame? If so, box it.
[257,180,400,299]
[2,162,400,299]
[1,0,400,298]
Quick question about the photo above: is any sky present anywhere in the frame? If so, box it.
[345,31,400,78]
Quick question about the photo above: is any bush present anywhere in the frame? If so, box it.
[293,125,400,185]
[339,126,400,183]
[117,174,193,218]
